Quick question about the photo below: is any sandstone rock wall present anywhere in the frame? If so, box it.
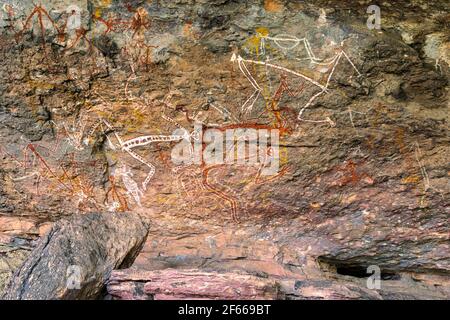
[0,0,448,299]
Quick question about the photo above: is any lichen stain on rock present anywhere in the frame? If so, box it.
[264,0,284,13]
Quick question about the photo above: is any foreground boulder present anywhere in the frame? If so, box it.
[107,268,281,300]
[2,212,149,300]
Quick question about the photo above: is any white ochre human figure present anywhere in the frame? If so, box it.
[115,164,143,207]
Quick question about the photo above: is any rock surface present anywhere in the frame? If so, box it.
[2,212,149,300]
[0,245,30,295]
[0,0,448,299]
[107,268,281,300]
[107,267,450,300]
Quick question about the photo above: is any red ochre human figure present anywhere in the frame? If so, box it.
[332,159,374,186]
[18,3,62,49]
